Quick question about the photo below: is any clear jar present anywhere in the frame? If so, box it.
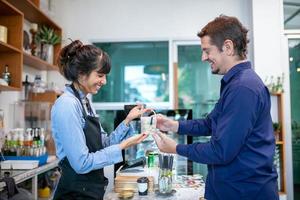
[158,168,173,194]
[32,74,46,93]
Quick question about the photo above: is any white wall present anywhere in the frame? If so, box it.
[252,0,284,78]
[48,0,253,88]
[51,0,251,41]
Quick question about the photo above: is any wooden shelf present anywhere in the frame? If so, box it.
[0,0,23,16]
[7,0,62,66]
[0,84,21,91]
[278,191,286,196]
[7,0,60,29]
[23,52,58,71]
[271,92,283,96]
[0,0,23,51]
[0,0,23,91]
[0,1,61,89]
[276,141,284,145]
[29,91,61,103]
[0,41,21,53]
[272,93,286,194]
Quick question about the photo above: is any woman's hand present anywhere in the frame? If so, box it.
[156,114,179,133]
[119,133,148,150]
[124,105,151,125]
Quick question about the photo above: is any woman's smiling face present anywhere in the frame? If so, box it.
[79,69,107,94]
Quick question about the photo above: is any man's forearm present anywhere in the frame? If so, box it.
[178,119,211,136]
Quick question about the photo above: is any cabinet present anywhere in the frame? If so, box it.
[0,0,23,91]
[272,93,286,195]
[0,0,62,91]
[29,91,61,104]
[0,158,59,200]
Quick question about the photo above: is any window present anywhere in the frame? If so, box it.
[284,0,300,29]
[93,41,169,105]
[176,44,221,118]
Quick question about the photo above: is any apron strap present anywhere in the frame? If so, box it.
[70,83,88,117]
[84,97,95,116]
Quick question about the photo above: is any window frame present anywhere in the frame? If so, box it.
[89,38,200,110]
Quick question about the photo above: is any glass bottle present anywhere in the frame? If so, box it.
[22,75,32,100]
[2,65,11,85]
[40,128,45,147]
[32,75,46,93]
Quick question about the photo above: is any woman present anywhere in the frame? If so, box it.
[51,40,148,200]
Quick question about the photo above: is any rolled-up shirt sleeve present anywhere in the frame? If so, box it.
[101,121,135,147]
[176,86,258,165]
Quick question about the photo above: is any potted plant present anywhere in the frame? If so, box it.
[273,122,281,141]
[35,26,61,64]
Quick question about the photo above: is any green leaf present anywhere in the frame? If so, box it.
[35,25,61,45]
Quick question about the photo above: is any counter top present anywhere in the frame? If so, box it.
[105,174,205,200]
[105,187,204,200]
[0,156,59,200]
[0,156,59,189]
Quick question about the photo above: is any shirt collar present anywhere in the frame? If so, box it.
[222,61,252,84]
[64,84,87,100]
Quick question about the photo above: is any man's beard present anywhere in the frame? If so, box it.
[211,68,220,74]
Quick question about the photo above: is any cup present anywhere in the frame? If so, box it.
[137,177,149,196]
[141,116,156,134]
[158,154,174,194]
[158,168,173,194]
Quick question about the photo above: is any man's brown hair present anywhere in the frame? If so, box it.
[198,15,249,60]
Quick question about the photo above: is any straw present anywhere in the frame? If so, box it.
[149,109,157,125]
[159,154,162,168]
[169,155,173,170]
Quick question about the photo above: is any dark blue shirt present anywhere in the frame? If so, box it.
[176,61,278,200]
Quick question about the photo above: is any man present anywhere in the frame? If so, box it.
[152,15,279,200]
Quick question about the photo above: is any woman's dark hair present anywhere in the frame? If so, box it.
[198,15,249,60]
[57,40,111,82]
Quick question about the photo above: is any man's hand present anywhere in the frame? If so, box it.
[156,114,179,133]
[152,131,177,154]
[119,133,148,150]
[124,105,151,125]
